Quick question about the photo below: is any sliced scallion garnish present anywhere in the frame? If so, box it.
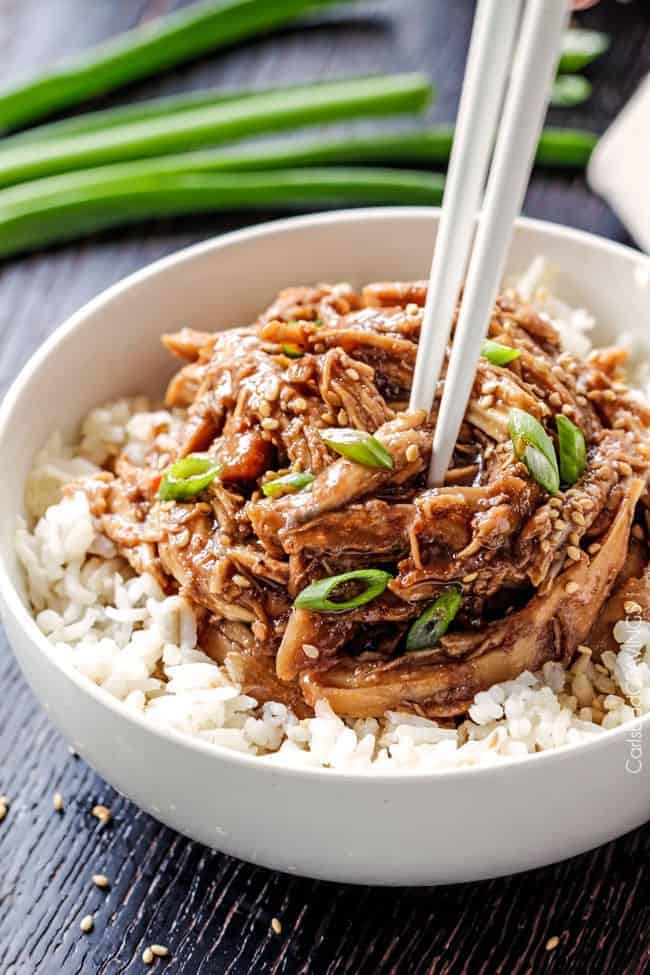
[559,29,610,74]
[481,339,521,366]
[508,407,560,495]
[556,414,586,485]
[295,568,392,613]
[405,587,462,651]
[262,471,315,498]
[320,428,394,469]
[551,75,591,108]
[159,454,220,501]
[281,343,304,358]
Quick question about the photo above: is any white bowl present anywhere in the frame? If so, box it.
[0,209,648,886]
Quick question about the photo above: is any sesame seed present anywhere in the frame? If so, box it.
[265,380,280,402]
[261,417,280,431]
[566,546,582,562]
[548,393,562,408]
[302,644,319,660]
[406,303,420,316]
[345,368,360,381]
[252,621,268,642]
[561,404,573,416]
[53,792,64,813]
[271,918,282,935]
[150,945,170,958]
[546,936,560,951]
[548,498,562,508]
[92,874,110,890]
[577,645,592,656]
[568,531,580,548]
[92,804,112,826]
[576,394,588,406]
[258,399,271,418]
[548,509,559,520]
[462,572,478,584]
[565,582,579,595]
[588,542,601,555]
[80,915,94,933]
[232,573,252,589]
[570,510,586,526]
[405,444,419,463]
[554,519,567,531]
[291,397,308,413]
[603,389,616,401]
[337,409,348,426]
[142,947,155,965]
[624,601,642,615]
[618,461,633,476]
[478,394,494,409]
[321,412,335,425]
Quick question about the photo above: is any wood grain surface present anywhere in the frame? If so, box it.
[0,2,649,973]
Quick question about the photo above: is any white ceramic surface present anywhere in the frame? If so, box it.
[0,209,648,886]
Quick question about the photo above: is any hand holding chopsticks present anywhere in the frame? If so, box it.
[410,0,569,486]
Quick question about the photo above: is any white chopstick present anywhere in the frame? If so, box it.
[409,0,523,418]
[418,0,568,486]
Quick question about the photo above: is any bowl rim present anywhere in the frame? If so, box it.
[0,206,648,784]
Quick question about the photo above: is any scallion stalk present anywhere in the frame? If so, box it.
[0,73,433,189]
[7,116,597,171]
[0,166,446,259]
[0,0,358,133]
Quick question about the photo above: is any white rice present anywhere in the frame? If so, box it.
[14,272,650,772]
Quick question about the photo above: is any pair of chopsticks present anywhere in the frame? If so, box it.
[409,0,569,486]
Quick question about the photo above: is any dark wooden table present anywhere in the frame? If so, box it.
[1,2,649,972]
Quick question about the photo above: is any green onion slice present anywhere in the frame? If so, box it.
[556,414,586,485]
[262,471,315,498]
[405,587,462,652]
[551,75,592,108]
[508,407,560,495]
[559,29,610,73]
[481,339,521,366]
[320,428,394,469]
[282,343,304,358]
[159,454,220,501]
[295,568,392,613]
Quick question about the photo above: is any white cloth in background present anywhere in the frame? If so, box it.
[588,74,650,253]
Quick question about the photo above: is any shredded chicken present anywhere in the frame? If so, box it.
[73,281,650,719]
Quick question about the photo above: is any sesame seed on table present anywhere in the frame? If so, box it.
[0,1,649,973]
